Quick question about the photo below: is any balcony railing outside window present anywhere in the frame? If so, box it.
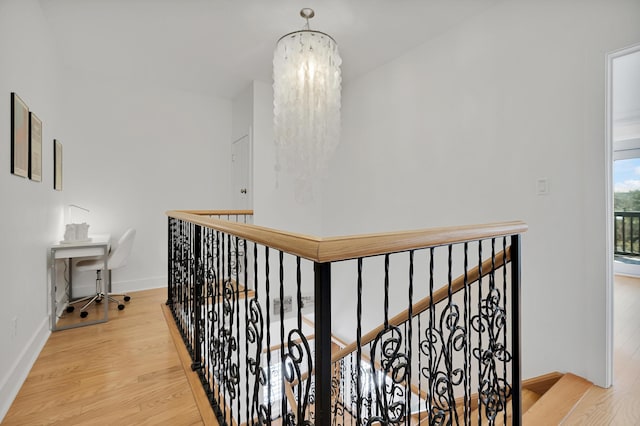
[615,211,640,256]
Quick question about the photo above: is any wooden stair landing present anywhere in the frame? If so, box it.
[466,388,541,426]
[523,373,593,425]
[409,372,588,425]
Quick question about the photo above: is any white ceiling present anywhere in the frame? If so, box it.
[39,0,504,99]
[613,50,640,141]
[614,51,640,122]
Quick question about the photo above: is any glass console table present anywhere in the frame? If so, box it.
[50,234,110,331]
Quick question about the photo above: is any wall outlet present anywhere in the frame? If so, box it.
[273,296,293,314]
[301,294,314,309]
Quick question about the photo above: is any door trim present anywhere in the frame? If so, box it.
[605,42,640,388]
[231,127,253,210]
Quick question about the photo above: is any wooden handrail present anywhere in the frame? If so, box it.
[168,210,322,260]
[329,247,511,365]
[180,209,254,216]
[167,210,527,263]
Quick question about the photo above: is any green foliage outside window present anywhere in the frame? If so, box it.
[615,190,640,212]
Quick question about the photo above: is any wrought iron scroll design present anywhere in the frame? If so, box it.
[368,326,409,425]
[331,359,345,426]
[283,330,314,426]
[170,219,197,354]
[472,287,512,422]
[230,238,245,277]
[221,276,240,400]
[247,296,270,424]
[204,229,220,391]
[168,216,521,426]
[349,361,374,422]
[420,302,466,425]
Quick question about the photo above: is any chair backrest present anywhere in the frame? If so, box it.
[108,228,136,270]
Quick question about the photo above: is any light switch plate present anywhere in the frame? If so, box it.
[536,178,549,195]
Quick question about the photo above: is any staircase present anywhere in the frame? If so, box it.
[522,372,592,424]
[405,372,591,425]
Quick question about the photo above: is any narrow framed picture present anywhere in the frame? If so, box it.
[29,112,42,182]
[54,139,62,191]
[11,93,29,177]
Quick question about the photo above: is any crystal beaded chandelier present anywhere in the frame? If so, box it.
[273,8,342,191]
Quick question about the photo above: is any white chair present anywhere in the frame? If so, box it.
[68,228,136,318]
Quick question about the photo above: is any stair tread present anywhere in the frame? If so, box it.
[462,389,540,426]
[522,373,592,425]
[522,388,542,412]
[522,371,563,395]
[411,389,541,425]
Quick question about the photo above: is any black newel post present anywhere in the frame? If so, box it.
[167,217,173,306]
[510,234,522,425]
[192,224,203,371]
[314,262,332,425]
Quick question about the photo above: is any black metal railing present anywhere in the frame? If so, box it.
[614,211,640,256]
[167,211,526,425]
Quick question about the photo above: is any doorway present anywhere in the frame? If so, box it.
[606,44,640,387]
[612,50,640,276]
[231,131,252,210]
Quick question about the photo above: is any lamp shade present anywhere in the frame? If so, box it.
[273,27,342,185]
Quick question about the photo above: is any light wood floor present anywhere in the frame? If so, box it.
[564,275,640,425]
[3,288,204,425]
[4,277,640,425]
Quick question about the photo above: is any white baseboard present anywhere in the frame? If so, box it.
[0,278,166,422]
[614,261,640,277]
[0,316,50,422]
[0,276,166,421]
[69,276,167,298]
[111,276,166,293]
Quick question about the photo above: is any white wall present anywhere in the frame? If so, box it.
[0,0,63,418]
[323,0,640,387]
[2,1,636,419]
[0,0,234,417]
[232,83,253,143]
[58,74,232,293]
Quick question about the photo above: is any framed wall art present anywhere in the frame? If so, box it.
[11,93,29,178]
[54,139,62,191]
[29,112,42,182]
